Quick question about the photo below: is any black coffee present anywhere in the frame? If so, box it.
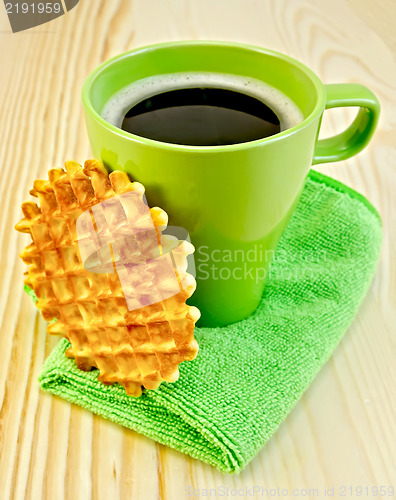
[101,73,303,145]
[120,88,281,146]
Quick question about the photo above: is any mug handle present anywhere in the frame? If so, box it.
[312,83,380,165]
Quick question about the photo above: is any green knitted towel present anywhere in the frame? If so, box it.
[37,169,382,473]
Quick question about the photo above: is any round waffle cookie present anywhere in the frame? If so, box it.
[15,159,200,396]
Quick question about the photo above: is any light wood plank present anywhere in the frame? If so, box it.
[0,0,395,498]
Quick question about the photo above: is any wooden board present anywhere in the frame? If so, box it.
[0,0,395,498]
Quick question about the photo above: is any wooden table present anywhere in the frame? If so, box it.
[1,1,395,498]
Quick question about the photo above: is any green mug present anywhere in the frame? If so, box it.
[82,41,380,327]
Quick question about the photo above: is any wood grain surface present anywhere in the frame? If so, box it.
[0,1,395,498]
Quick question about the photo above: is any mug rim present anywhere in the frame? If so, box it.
[82,40,326,152]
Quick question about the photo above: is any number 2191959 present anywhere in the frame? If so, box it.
[5,2,62,14]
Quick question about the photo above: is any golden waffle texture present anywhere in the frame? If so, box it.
[15,160,200,396]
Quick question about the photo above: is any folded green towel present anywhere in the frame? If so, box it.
[37,169,382,473]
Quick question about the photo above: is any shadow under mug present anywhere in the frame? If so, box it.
[82,41,380,327]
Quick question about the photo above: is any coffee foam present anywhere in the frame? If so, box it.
[101,72,304,133]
